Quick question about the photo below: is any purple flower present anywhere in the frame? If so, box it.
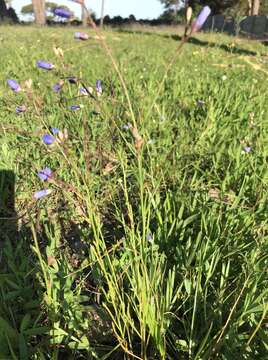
[244,146,252,153]
[37,167,53,181]
[79,87,88,96]
[74,32,89,40]
[16,105,27,113]
[7,79,21,92]
[37,60,54,70]
[79,88,89,96]
[69,104,83,110]
[51,127,59,135]
[96,80,102,95]
[54,8,72,18]
[53,83,61,92]
[82,86,93,95]
[191,6,211,33]
[53,82,64,92]
[34,189,52,200]
[42,134,55,145]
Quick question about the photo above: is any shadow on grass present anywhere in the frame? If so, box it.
[0,170,118,357]
[0,170,49,358]
[171,34,258,56]
[117,28,259,56]
[0,170,17,243]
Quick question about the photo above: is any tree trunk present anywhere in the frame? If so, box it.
[0,0,8,19]
[32,0,45,25]
[81,5,87,26]
[100,0,105,28]
[247,0,252,15]
[173,0,179,16]
[251,0,260,15]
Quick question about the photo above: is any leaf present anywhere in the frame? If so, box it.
[20,314,31,333]
[24,327,49,336]
[49,327,68,344]
[19,333,28,360]
[184,278,191,295]
[183,213,199,228]
[0,317,18,355]
[69,336,90,349]
[0,316,18,340]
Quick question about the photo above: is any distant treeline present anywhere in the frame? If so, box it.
[0,0,18,23]
[1,5,268,38]
[21,13,184,27]
[94,14,181,27]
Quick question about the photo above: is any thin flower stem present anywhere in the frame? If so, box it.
[211,276,250,357]
[246,301,268,346]
[82,4,137,128]
[145,37,188,122]
[31,224,51,304]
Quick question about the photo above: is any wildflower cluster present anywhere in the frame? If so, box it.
[7,30,104,201]
[7,5,211,202]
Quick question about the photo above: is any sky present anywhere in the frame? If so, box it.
[12,0,164,20]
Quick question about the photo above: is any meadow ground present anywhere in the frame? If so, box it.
[0,25,268,359]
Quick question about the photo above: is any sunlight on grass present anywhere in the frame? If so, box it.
[0,25,268,359]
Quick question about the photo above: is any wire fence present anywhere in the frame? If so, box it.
[203,15,268,38]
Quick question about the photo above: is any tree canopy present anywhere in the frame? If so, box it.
[159,0,267,15]
[0,0,18,22]
[21,2,73,19]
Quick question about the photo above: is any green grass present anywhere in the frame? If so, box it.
[0,25,268,359]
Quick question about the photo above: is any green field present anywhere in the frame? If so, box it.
[0,25,268,359]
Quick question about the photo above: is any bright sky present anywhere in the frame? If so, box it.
[12,0,164,20]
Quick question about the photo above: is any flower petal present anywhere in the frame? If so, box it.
[42,134,55,145]
[37,60,54,70]
[7,79,21,92]
[37,168,53,181]
[54,8,72,19]
[34,189,52,200]
[74,32,89,40]
[191,6,211,33]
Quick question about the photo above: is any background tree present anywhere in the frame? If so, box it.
[251,0,260,15]
[159,0,182,15]
[21,2,73,21]
[21,2,35,16]
[203,0,267,15]
[201,0,267,15]
[198,0,240,13]
[81,5,87,26]
[0,0,18,22]
[254,0,260,14]
[0,0,8,19]
[259,0,268,14]
[169,0,267,15]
